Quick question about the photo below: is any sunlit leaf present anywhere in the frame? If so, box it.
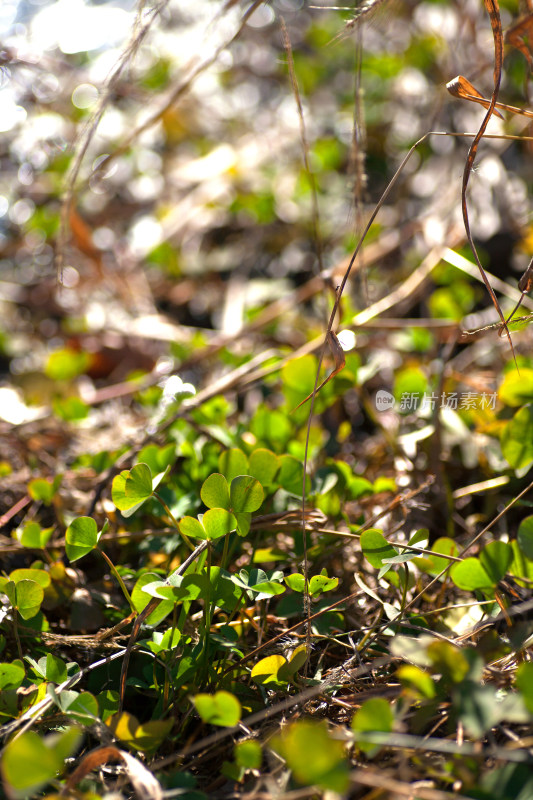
[9,568,50,589]
[65,516,100,562]
[360,529,397,571]
[251,655,286,685]
[0,661,25,690]
[179,516,206,540]
[15,522,53,549]
[193,691,241,727]
[479,541,512,584]
[234,740,262,769]
[230,475,263,513]
[278,455,309,495]
[501,405,533,471]
[131,572,174,626]
[218,448,249,482]
[309,574,338,595]
[450,558,495,592]
[5,579,44,620]
[499,369,533,406]
[352,698,394,756]
[285,573,306,592]
[201,473,230,510]
[1,727,81,797]
[273,719,349,792]
[202,508,237,540]
[248,448,279,485]
[517,515,533,560]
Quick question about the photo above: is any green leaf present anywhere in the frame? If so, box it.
[278,455,309,495]
[251,655,287,685]
[0,661,25,690]
[248,448,279,485]
[517,515,533,560]
[251,406,292,447]
[218,449,249,482]
[141,580,188,602]
[65,516,100,562]
[277,645,308,681]
[230,475,263,513]
[309,574,339,596]
[15,522,53,549]
[131,572,174,626]
[409,528,429,547]
[381,552,417,566]
[285,573,306,592]
[111,471,132,511]
[351,698,394,756]
[1,727,81,797]
[27,478,57,506]
[193,691,241,727]
[44,653,67,684]
[107,711,173,754]
[111,463,156,516]
[59,691,99,724]
[501,405,533,471]
[52,396,89,421]
[6,580,44,620]
[450,558,495,592]
[234,740,262,769]
[454,681,502,738]
[124,463,153,503]
[45,347,89,381]
[479,541,513,584]
[234,511,251,537]
[249,580,285,597]
[147,628,181,654]
[201,473,230,510]
[499,369,533,406]
[176,573,209,601]
[510,539,533,582]
[137,443,176,475]
[9,569,50,589]
[346,475,374,500]
[360,529,398,571]
[202,508,237,540]
[414,537,458,576]
[427,640,470,683]
[272,719,349,793]
[397,665,436,699]
[282,355,316,400]
[179,516,207,540]
[393,366,427,409]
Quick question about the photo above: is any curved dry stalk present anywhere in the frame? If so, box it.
[459,0,517,365]
[280,17,328,310]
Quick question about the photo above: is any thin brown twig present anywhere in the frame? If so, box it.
[459,0,517,363]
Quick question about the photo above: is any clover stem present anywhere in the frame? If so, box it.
[153,492,194,552]
[12,611,23,661]
[220,532,230,572]
[97,547,136,613]
[200,542,213,685]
